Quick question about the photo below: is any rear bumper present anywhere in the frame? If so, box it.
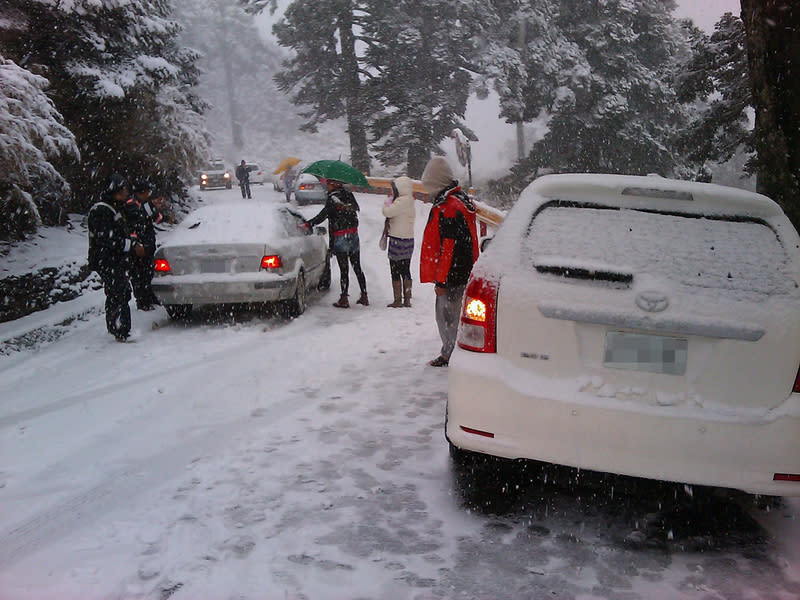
[152,275,295,305]
[447,350,800,496]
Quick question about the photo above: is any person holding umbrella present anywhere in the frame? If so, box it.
[305,177,368,308]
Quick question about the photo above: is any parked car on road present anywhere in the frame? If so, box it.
[199,160,232,190]
[246,163,265,185]
[293,173,326,205]
[152,202,331,320]
[447,173,800,497]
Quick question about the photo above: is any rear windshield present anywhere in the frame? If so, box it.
[526,205,794,297]
[208,163,224,171]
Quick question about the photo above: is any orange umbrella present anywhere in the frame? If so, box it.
[273,157,301,175]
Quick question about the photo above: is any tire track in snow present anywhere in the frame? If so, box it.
[0,392,308,571]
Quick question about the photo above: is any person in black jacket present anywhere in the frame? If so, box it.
[305,179,368,308]
[125,178,163,310]
[88,174,146,341]
[235,160,251,199]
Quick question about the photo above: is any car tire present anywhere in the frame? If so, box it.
[226,183,232,189]
[165,304,192,320]
[287,271,306,317]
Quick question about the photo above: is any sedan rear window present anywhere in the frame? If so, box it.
[526,205,795,298]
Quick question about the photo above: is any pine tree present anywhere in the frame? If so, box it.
[0,0,209,210]
[740,0,800,227]
[364,0,488,177]
[675,14,753,177]
[0,54,78,238]
[246,0,374,174]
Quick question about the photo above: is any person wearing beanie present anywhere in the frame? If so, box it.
[382,176,416,307]
[87,175,146,341]
[419,157,479,367]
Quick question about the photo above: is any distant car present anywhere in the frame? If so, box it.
[152,202,331,320]
[447,173,800,497]
[293,173,326,205]
[199,160,232,190]
[246,163,265,185]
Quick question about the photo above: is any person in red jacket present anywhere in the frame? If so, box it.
[419,157,479,367]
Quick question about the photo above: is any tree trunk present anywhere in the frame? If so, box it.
[740,0,800,226]
[338,10,370,175]
[217,0,243,151]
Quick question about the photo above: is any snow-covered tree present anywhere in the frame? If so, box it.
[245,0,374,174]
[364,0,490,177]
[675,14,753,177]
[0,0,209,209]
[0,54,78,238]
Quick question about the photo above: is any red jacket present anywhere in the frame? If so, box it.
[420,185,479,287]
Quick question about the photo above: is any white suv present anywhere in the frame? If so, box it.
[447,174,800,497]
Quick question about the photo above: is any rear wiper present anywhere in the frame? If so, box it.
[535,264,633,285]
[188,221,201,229]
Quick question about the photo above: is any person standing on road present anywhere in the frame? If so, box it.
[305,179,369,308]
[125,178,163,311]
[382,176,416,307]
[87,174,146,342]
[419,157,479,367]
[284,165,296,203]
[236,160,251,199]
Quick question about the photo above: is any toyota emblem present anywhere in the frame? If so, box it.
[636,291,669,313]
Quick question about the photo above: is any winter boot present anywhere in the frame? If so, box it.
[402,281,412,307]
[333,294,350,308]
[356,291,369,306]
[387,281,403,308]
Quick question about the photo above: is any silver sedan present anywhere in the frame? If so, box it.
[152,202,330,319]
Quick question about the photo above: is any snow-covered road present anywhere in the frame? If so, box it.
[1,186,798,599]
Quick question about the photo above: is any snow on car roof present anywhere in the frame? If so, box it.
[162,202,292,246]
[525,173,784,218]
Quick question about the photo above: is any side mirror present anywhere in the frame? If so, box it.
[481,237,493,252]
[315,226,327,236]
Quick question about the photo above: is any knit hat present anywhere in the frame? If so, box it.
[421,157,454,195]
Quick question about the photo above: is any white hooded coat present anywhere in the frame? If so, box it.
[382,176,416,239]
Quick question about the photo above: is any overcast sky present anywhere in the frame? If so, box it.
[673,0,741,32]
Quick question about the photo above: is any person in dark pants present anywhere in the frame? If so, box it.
[87,174,146,341]
[125,179,163,310]
[235,160,251,199]
[304,179,368,308]
[419,157,479,367]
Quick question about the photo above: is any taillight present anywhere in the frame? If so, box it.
[154,259,171,272]
[457,276,498,353]
[793,366,800,393]
[261,255,282,269]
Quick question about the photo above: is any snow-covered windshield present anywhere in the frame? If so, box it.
[526,205,794,297]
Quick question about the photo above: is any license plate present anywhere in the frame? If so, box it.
[202,259,228,273]
[603,331,687,376]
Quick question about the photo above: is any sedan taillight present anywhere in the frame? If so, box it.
[793,366,800,393]
[457,276,498,353]
[261,255,282,269]
[154,259,171,273]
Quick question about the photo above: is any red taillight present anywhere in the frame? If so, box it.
[154,259,171,272]
[261,255,282,269]
[457,276,498,353]
[460,426,495,438]
[793,366,800,393]
[774,473,800,482]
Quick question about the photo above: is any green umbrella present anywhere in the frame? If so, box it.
[302,160,369,188]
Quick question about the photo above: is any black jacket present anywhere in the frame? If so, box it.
[87,200,135,271]
[235,164,250,183]
[307,188,360,234]
[122,197,161,254]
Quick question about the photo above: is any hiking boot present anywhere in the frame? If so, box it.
[387,281,403,308]
[356,292,369,306]
[333,294,350,308]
